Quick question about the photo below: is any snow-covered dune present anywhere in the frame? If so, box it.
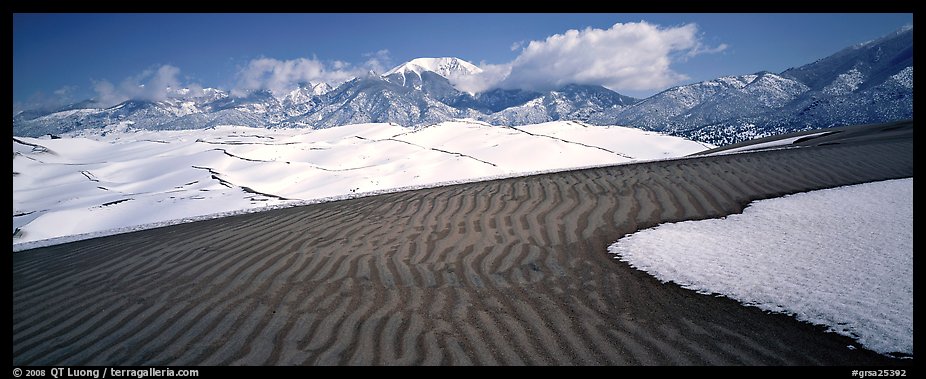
[13,120,712,250]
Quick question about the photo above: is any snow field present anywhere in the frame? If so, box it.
[14,120,710,250]
[610,178,913,357]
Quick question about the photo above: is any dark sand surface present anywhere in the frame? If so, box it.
[13,121,913,365]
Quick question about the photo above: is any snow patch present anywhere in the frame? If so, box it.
[823,68,865,95]
[890,66,913,89]
[609,179,913,357]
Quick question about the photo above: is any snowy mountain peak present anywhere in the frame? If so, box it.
[283,82,332,102]
[163,87,225,100]
[385,57,483,80]
[854,25,913,49]
[312,82,333,96]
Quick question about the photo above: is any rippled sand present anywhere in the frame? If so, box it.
[13,121,912,365]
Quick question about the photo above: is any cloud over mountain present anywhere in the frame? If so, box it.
[458,22,726,94]
[83,23,725,102]
[233,51,393,97]
[223,22,727,97]
[92,65,203,106]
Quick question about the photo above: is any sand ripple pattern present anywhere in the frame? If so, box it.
[14,137,912,365]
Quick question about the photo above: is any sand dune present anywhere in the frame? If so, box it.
[13,122,912,365]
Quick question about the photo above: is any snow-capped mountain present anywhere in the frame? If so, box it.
[607,27,913,145]
[13,57,640,137]
[385,57,483,83]
[781,26,912,92]
[383,60,471,106]
[284,73,463,128]
[598,72,811,136]
[280,82,330,117]
[487,84,638,125]
[12,28,913,146]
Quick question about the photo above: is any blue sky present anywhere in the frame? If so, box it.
[13,13,913,110]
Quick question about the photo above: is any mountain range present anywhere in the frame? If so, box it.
[12,28,912,146]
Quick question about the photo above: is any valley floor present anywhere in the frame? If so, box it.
[12,121,913,365]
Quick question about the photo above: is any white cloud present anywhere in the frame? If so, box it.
[186,83,206,98]
[14,85,79,114]
[92,65,197,106]
[233,52,390,97]
[139,65,182,99]
[77,22,724,107]
[684,42,730,59]
[92,79,121,107]
[52,85,77,97]
[448,62,511,95]
[363,49,393,74]
[468,21,727,93]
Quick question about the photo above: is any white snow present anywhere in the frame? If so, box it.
[385,57,483,81]
[712,74,757,89]
[890,66,913,89]
[609,178,913,357]
[13,120,710,251]
[33,108,101,121]
[823,68,865,95]
[742,73,810,107]
[514,121,716,158]
[706,131,831,155]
